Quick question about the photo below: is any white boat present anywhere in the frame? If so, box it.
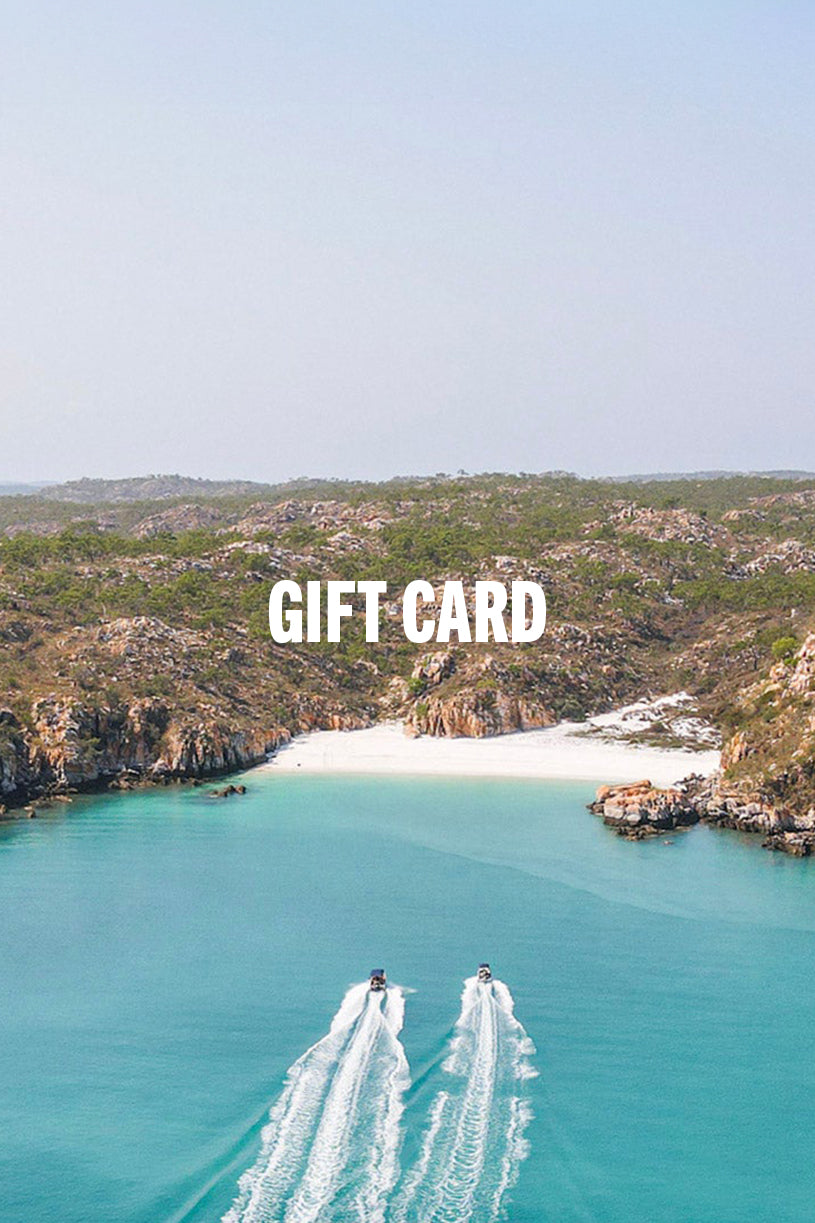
[369,968,387,992]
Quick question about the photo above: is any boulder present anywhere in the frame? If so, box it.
[589,780,700,838]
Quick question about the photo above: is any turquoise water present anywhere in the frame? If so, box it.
[1,771,814,1221]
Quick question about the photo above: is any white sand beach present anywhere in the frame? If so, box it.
[266,699,720,789]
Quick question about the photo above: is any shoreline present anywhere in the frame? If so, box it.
[2,698,721,815]
[265,719,720,789]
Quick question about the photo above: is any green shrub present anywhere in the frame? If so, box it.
[771,636,798,663]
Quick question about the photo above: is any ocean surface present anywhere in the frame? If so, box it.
[1,769,814,1222]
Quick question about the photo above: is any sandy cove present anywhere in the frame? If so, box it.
[265,705,720,789]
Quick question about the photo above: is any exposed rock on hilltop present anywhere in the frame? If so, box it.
[608,504,725,546]
[748,488,815,511]
[740,539,815,576]
[231,499,394,538]
[232,501,303,534]
[133,504,224,538]
[91,616,207,672]
[410,651,456,687]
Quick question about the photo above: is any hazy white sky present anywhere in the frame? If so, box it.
[1,1,813,482]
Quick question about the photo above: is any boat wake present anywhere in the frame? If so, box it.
[223,983,409,1223]
[391,977,535,1223]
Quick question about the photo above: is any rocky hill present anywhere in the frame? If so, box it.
[2,472,815,833]
[39,474,271,503]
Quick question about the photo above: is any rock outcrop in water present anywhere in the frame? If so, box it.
[588,779,700,838]
[762,831,815,856]
[590,773,815,854]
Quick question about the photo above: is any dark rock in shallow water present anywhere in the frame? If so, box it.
[207,783,247,799]
[762,831,815,857]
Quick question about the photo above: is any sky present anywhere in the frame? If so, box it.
[1,1,813,483]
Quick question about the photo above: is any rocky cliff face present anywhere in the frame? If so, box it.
[706,630,815,842]
[0,709,37,806]
[409,691,554,737]
[151,719,286,777]
[0,685,379,811]
[402,651,556,737]
[0,695,293,809]
[31,696,171,785]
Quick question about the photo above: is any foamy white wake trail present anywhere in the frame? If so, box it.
[392,978,535,1223]
[223,984,409,1223]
